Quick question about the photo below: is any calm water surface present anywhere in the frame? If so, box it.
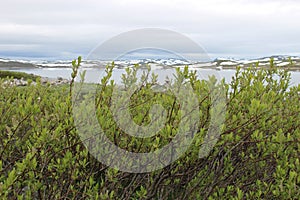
[4,67,300,87]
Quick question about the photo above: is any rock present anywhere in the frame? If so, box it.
[2,77,70,87]
[41,77,48,84]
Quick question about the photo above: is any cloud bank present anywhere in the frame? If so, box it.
[0,0,299,60]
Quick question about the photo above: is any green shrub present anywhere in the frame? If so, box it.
[0,70,40,81]
[0,57,299,199]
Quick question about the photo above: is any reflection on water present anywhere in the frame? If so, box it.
[3,67,300,87]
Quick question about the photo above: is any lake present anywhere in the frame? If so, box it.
[3,67,300,87]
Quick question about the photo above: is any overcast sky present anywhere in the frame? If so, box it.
[0,0,300,60]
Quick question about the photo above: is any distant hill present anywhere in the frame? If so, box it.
[1,55,300,70]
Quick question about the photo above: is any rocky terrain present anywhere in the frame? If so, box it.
[2,77,70,87]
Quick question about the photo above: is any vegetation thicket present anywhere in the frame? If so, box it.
[0,57,299,199]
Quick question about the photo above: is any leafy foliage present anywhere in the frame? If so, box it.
[0,70,40,81]
[0,57,299,199]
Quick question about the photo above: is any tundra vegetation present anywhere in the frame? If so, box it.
[0,70,39,81]
[0,57,299,199]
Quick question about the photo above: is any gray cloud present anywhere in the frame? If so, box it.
[0,0,299,59]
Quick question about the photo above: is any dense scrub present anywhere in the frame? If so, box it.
[0,58,299,199]
[0,70,40,81]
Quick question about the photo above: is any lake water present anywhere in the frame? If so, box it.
[4,67,300,87]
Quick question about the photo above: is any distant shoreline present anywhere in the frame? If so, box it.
[1,55,300,71]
